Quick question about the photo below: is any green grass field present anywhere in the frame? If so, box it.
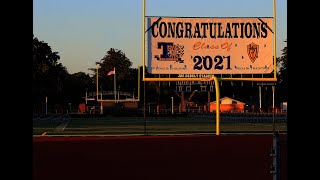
[33,114,287,136]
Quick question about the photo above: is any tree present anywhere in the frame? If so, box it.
[62,72,94,105]
[33,35,68,110]
[89,48,133,92]
[100,48,132,78]
[276,40,288,102]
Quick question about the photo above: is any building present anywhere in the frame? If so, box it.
[210,96,245,113]
[280,102,287,112]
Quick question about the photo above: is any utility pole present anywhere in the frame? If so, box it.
[45,97,48,114]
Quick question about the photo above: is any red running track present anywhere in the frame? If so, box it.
[33,134,287,180]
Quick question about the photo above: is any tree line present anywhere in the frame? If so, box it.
[33,35,287,113]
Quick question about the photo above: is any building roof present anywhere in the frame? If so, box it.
[210,96,245,104]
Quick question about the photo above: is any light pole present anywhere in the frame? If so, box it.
[85,88,88,105]
[85,88,88,113]
[100,87,103,114]
[171,96,174,114]
[259,85,262,112]
[45,97,48,114]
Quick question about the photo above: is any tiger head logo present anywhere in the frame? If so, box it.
[247,42,259,63]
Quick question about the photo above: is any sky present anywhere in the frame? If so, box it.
[33,0,287,75]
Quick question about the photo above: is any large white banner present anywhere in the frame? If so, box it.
[147,17,273,74]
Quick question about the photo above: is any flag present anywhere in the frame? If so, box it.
[107,69,115,76]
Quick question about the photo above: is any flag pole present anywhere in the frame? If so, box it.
[114,67,116,102]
